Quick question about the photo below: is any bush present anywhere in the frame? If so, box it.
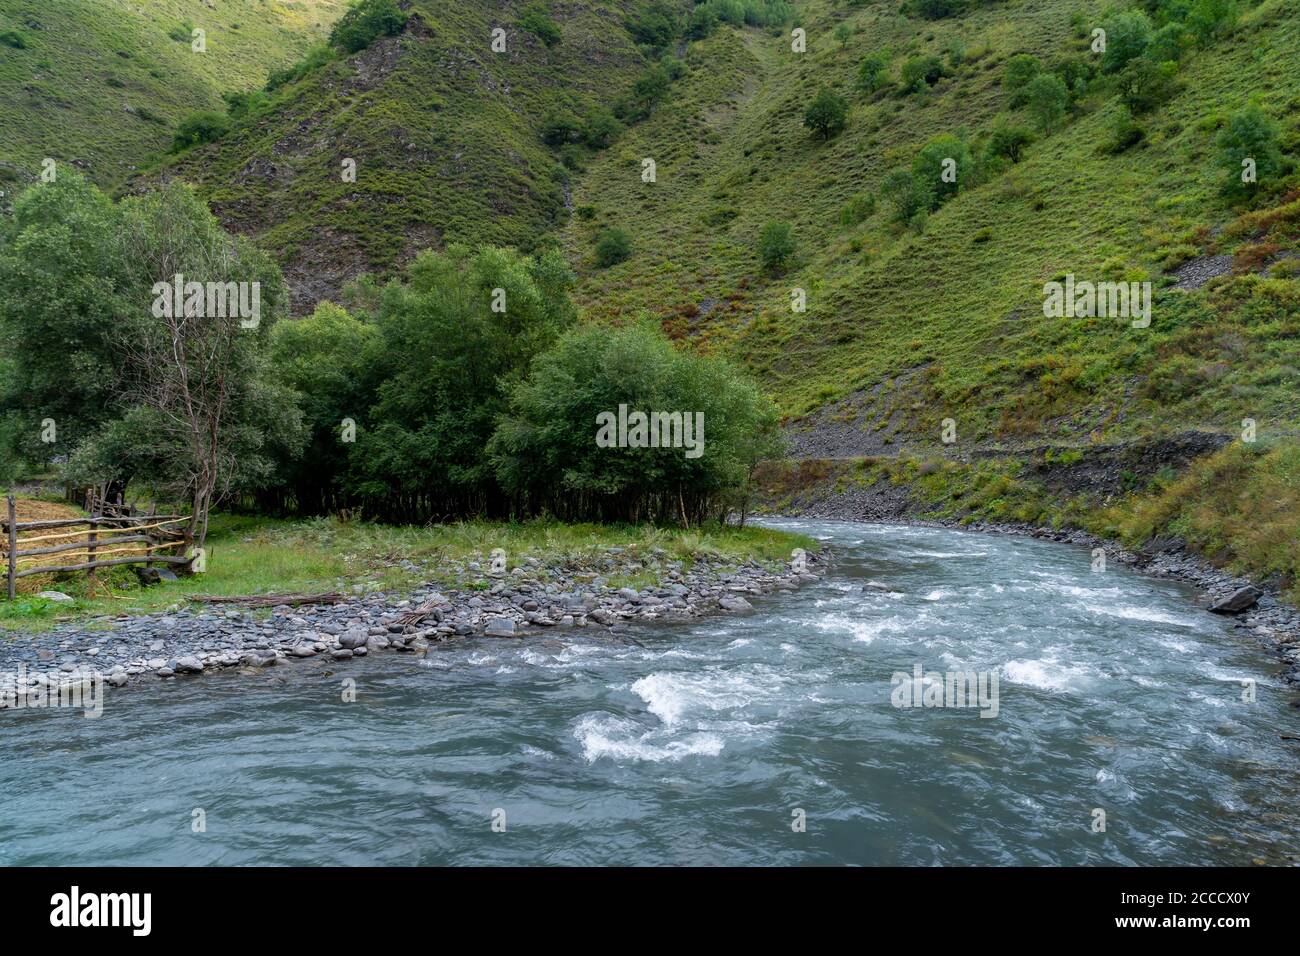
[880,168,926,224]
[594,228,633,267]
[908,0,967,19]
[1147,22,1188,63]
[170,110,231,152]
[986,123,1034,164]
[580,106,622,149]
[1024,73,1070,132]
[329,0,407,54]
[901,55,944,93]
[519,3,562,47]
[912,134,974,210]
[1103,106,1146,154]
[1115,58,1180,114]
[839,191,877,226]
[856,53,891,94]
[803,87,848,140]
[1186,0,1238,46]
[1003,54,1040,107]
[1217,105,1284,198]
[0,30,28,49]
[757,220,797,273]
[625,1,679,48]
[686,5,719,39]
[265,42,334,91]
[540,111,580,146]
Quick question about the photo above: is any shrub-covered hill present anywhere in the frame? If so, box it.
[559,0,1300,452]
[0,0,346,194]
[149,0,653,311]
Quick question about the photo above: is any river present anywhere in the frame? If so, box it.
[1,518,1296,865]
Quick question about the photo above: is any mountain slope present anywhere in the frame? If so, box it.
[559,0,1300,450]
[151,0,651,310]
[0,0,346,193]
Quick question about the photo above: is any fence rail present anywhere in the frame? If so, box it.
[3,496,191,600]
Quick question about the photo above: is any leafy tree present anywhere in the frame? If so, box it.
[986,123,1034,164]
[880,168,926,224]
[519,3,563,47]
[171,111,230,152]
[1003,54,1041,107]
[540,111,580,146]
[900,55,944,93]
[1217,104,1284,199]
[912,134,974,210]
[804,87,849,140]
[625,1,679,48]
[856,53,891,94]
[1103,106,1146,154]
[1101,10,1153,74]
[490,322,783,526]
[758,221,797,273]
[686,5,719,39]
[1186,0,1237,46]
[1147,22,1188,62]
[581,106,622,149]
[595,228,633,267]
[1024,73,1070,132]
[1115,57,1180,114]
[351,246,576,521]
[329,0,407,54]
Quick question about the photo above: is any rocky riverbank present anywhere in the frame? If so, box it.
[0,545,829,709]
[770,487,1300,686]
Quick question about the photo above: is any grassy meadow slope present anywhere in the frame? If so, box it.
[562,0,1300,447]
[151,0,651,310]
[0,0,346,193]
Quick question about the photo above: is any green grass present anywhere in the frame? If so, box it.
[0,511,815,631]
[0,0,346,192]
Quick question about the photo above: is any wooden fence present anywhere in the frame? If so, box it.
[3,495,191,600]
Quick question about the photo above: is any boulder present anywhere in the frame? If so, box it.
[719,595,753,613]
[172,656,204,674]
[36,590,73,603]
[1208,585,1262,614]
[484,617,516,637]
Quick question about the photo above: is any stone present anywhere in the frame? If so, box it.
[1209,585,1263,614]
[36,591,74,603]
[484,617,516,637]
[172,656,204,674]
[331,649,354,661]
[719,595,753,613]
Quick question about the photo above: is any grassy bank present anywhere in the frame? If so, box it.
[759,438,1300,602]
[0,505,815,632]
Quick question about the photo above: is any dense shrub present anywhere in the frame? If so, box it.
[1024,73,1070,132]
[0,29,28,48]
[912,134,975,210]
[1217,105,1285,199]
[901,55,944,93]
[625,1,679,48]
[1003,54,1041,107]
[757,220,797,273]
[856,53,891,94]
[329,0,407,54]
[170,110,231,152]
[519,3,563,47]
[594,227,633,267]
[1100,10,1153,74]
[1114,57,1180,114]
[985,123,1034,163]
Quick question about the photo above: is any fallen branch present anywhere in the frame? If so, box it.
[191,592,346,607]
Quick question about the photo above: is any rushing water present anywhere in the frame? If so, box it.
[2,519,1297,866]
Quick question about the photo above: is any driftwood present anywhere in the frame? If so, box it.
[191,592,345,607]
[393,599,441,627]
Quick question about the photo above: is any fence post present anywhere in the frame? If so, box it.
[6,496,16,601]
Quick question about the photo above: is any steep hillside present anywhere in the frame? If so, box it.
[560,0,1300,449]
[151,0,652,310]
[0,0,346,193]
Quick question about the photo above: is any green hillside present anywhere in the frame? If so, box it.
[151,0,653,310]
[0,0,346,194]
[560,0,1300,448]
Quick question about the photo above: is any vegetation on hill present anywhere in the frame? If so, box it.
[0,0,346,195]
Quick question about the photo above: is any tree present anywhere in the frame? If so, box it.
[804,87,848,140]
[1025,73,1070,132]
[594,228,633,267]
[580,106,622,149]
[986,123,1034,164]
[856,53,891,94]
[1186,0,1238,46]
[880,168,926,224]
[1115,58,1180,114]
[1002,54,1041,107]
[625,1,679,48]
[912,134,974,210]
[1101,10,1153,74]
[758,221,797,273]
[1217,105,1284,199]
[490,322,782,526]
